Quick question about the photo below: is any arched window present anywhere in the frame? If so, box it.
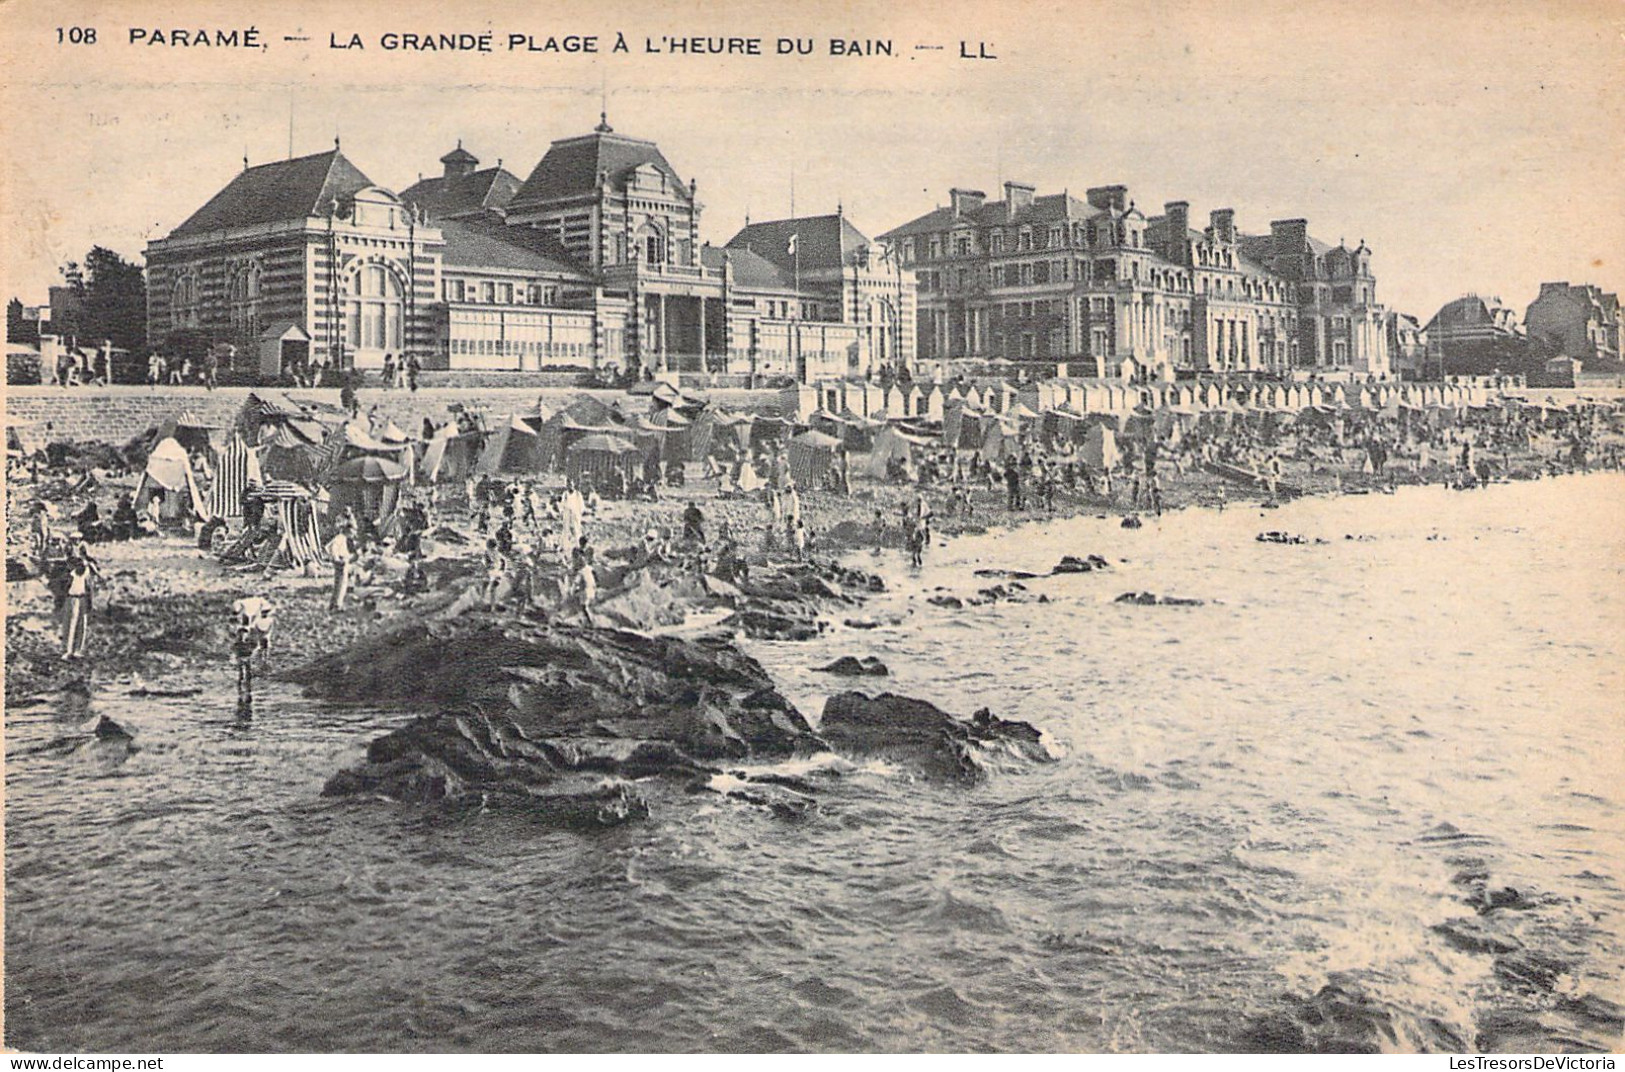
[171,274,199,328]
[346,264,403,354]
[229,261,262,335]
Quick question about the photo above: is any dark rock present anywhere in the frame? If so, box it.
[1114,591,1205,607]
[1051,554,1110,574]
[723,604,825,641]
[818,692,1051,782]
[816,655,889,677]
[973,568,1041,580]
[927,595,964,609]
[305,618,825,808]
[1431,918,1522,955]
[1120,515,1143,529]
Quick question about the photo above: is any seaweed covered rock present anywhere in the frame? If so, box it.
[818,692,1052,782]
[296,616,824,765]
[816,655,889,677]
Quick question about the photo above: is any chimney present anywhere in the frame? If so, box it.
[1210,208,1236,244]
[1004,181,1036,220]
[950,188,986,217]
[1086,185,1128,212]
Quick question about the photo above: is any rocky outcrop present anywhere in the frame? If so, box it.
[297,616,821,763]
[1051,554,1110,574]
[1114,591,1205,606]
[818,692,1051,782]
[816,655,889,677]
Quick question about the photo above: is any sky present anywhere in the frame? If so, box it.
[2,0,1622,323]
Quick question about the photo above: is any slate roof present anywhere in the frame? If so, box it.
[401,167,522,221]
[511,129,687,206]
[169,149,375,237]
[700,245,795,291]
[879,193,1099,240]
[723,214,873,274]
[436,213,589,278]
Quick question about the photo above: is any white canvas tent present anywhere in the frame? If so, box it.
[133,437,210,522]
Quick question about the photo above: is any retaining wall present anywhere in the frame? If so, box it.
[3,384,786,445]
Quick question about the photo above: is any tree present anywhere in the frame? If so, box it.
[6,297,39,345]
[78,246,147,355]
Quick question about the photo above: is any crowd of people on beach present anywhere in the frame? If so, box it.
[13,378,1625,694]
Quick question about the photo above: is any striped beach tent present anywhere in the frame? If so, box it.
[208,436,262,520]
[230,482,326,570]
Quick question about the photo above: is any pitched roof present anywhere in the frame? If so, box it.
[723,214,873,274]
[510,129,687,206]
[879,193,1099,240]
[169,149,374,237]
[700,245,795,291]
[400,167,522,221]
[440,145,479,168]
[436,213,589,278]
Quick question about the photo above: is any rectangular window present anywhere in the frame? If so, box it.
[498,283,514,304]
[481,281,495,303]
[955,235,971,256]
[1034,262,1050,285]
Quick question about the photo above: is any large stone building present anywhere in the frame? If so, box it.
[1423,294,1527,378]
[1524,282,1622,371]
[144,118,914,382]
[1384,311,1427,379]
[880,182,1389,379]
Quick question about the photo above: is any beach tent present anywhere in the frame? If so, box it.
[418,425,481,484]
[866,425,936,480]
[327,455,409,530]
[644,406,694,463]
[316,420,416,484]
[692,407,753,462]
[1079,424,1120,471]
[749,414,792,449]
[787,430,842,490]
[474,415,543,477]
[207,436,263,519]
[539,396,636,469]
[6,414,45,459]
[133,437,210,523]
[222,482,326,570]
[240,392,345,485]
[565,433,642,487]
[778,384,819,424]
[154,411,227,455]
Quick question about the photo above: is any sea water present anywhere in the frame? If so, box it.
[5,474,1622,1052]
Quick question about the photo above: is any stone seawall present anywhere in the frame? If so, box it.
[4,385,786,445]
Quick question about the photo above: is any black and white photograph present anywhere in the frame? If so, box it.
[2,0,1622,1058]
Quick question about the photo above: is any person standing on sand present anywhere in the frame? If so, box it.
[482,538,508,611]
[59,544,102,660]
[575,546,597,622]
[326,518,354,611]
[1004,457,1021,511]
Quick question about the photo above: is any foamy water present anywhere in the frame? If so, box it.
[6,475,1623,1052]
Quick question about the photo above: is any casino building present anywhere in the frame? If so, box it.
[144,116,915,382]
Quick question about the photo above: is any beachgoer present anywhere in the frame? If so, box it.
[483,538,508,611]
[59,547,101,659]
[326,519,354,611]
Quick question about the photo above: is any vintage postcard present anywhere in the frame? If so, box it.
[2,0,1622,1058]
